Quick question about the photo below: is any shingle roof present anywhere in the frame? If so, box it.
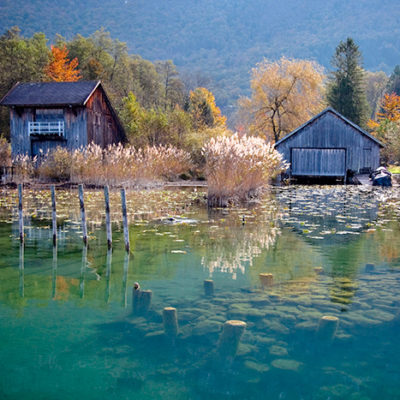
[0,81,101,106]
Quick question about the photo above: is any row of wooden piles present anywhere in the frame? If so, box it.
[16,184,340,356]
[16,183,130,252]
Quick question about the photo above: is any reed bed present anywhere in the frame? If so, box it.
[13,143,192,186]
[203,133,287,206]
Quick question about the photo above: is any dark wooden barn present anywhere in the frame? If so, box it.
[0,80,127,158]
[275,108,383,180]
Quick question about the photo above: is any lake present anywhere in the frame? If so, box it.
[0,185,399,399]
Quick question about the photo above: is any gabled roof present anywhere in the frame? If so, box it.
[0,81,101,107]
[275,107,384,148]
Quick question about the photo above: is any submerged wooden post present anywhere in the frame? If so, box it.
[259,273,273,287]
[204,279,214,297]
[51,185,57,246]
[218,320,247,360]
[317,315,339,341]
[104,186,112,249]
[78,184,88,246]
[133,288,152,314]
[18,183,24,243]
[120,188,130,252]
[163,307,179,338]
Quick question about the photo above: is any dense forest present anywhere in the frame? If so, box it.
[1,0,400,111]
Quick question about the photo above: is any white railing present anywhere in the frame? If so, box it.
[28,121,65,137]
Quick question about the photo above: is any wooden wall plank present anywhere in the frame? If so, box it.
[276,111,381,177]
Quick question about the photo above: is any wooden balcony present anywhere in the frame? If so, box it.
[28,121,65,137]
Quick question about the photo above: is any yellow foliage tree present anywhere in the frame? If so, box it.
[377,93,400,122]
[367,93,400,162]
[189,87,226,129]
[44,45,81,82]
[238,57,325,142]
[367,93,400,131]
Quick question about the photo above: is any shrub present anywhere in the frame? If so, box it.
[202,133,287,206]
[37,146,72,181]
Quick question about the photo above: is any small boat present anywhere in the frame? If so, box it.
[371,167,392,187]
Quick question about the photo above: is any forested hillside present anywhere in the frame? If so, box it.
[1,0,400,111]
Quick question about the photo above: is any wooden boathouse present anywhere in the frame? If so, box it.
[0,80,127,158]
[274,108,383,180]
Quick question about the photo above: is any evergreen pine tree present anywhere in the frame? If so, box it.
[327,38,370,127]
[387,65,400,96]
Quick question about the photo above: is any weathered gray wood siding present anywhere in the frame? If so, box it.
[276,111,380,176]
[291,148,346,176]
[32,107,87,157]
[10,108,34,157]
[10,106,87,157]
[31,140,66,158]
[64,107,87,151]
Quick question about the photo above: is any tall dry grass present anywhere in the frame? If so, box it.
[13,154,37,183]
[202,133,287,206]
[28,143,192,186]
[0,136,11,167]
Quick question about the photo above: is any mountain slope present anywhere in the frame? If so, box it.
[1,0,400,111]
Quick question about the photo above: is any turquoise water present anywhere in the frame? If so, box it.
[0,186,400,399]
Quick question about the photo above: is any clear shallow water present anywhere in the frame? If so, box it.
[0,186,400,399]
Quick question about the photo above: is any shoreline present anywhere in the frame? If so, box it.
[0,180,208,190]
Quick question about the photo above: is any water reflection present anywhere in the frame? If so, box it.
[276,186,379,243]
[121,252,129,308]
[201,200,282,279]
[80,245,87,299]
[1,187,400,399]
[51,244,57,299]
[105,248,112,304]
[19,242,24,298]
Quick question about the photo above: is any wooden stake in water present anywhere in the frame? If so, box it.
[259,273,274,287]
[163,307,179,338]
[317,315,339,342]
[204,279,214,297]
[218,320,247,361]
[51,244,58,299]
[18,183,24,243]
[80,245,87,298]
[104,186,112,249]
[133,288,152,314]
[120,188,130,252]
[19,242,24,298]
[105,248,112,304]
[78,184,88,246]
[51,185,57,246]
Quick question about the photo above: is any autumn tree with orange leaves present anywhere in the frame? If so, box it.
[368,93,400,162]
[44,45,81,82]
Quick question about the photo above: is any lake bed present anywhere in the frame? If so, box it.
[0,186,399,399]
